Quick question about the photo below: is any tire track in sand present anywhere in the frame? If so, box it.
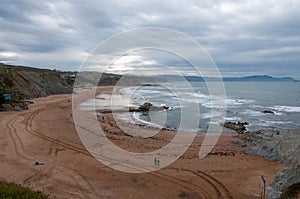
[26,109,233,198]
[166,168,233,199]
[26,110,212,197]
[5,115,35,161]
[24,110,100,198]
[5,111,97,199]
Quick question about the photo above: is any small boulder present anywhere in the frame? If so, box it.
[262,110,275,114]
[162,105,169,110]
[138,102,154,112]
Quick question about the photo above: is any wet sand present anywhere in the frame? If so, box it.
[0,86,284,198]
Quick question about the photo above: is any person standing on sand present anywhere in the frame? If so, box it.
[154,157,160,166]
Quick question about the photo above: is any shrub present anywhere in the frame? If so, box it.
[0,90,5,106]
[0,181,47,199]
[280,182,300,199]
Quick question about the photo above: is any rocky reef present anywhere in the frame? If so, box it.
[240,128,300,198]
[129,102,169,112]
[0,101,32,111]
[223,121,249,134]
[223,122,300,199]
[241,128,300,167]
[268,166,300,199]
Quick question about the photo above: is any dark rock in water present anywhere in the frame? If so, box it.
[262,110,275,114]
[142,84,157,86]
[129,107,138,112]
[269,166,300,199]
[138,102,154,112]
[223,122,249,134]
[162,106,169,110]
[130,102,168,112]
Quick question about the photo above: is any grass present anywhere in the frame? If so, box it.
[0,181,47,199]
[280,182,300,199]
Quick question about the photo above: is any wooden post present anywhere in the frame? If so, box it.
[261,175,266,199]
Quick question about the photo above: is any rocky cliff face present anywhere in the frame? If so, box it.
[240,128,300,167]
[268,166,300,199]
[0,63,73,100]
[229,127,300,199]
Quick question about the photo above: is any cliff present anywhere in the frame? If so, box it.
[0,63,73,100]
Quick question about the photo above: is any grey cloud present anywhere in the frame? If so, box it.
[0,0,299,78]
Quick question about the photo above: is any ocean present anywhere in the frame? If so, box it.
[118,81,300,132]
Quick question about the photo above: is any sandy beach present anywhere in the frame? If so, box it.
[0,86,284,199]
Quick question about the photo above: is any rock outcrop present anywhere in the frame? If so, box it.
[261,110,275,114]
[268,166,300,199]
[223,122,249,134]
[130,102,169,112]
[233,127,300,199]
[1,102,29,111]
[0,63,73,100]
[241,128,300,166]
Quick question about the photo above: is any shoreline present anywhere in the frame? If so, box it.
[85,86,299,135]
[104,85,300,133]
[0,86,294,198]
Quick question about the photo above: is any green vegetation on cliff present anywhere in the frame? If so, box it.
[280,182,300,199]
[0,63,73,100]
[0,63,164,102]
[0,181,47,198]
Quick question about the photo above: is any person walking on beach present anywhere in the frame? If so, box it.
[154,157,160,166]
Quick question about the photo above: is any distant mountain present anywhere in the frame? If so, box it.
[158,75,297,82]
[184,76,205,82]
[1,62,297,101]
[223,75,296,82]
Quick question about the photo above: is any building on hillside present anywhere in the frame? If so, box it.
[60,73,76,80]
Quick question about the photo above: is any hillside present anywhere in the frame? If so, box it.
[76,71,165,87]
[0,63,73,100]
[0,63,165,102]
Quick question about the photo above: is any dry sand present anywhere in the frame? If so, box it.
[0,86,284,199]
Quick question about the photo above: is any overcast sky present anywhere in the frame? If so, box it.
[0,0,299,78]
